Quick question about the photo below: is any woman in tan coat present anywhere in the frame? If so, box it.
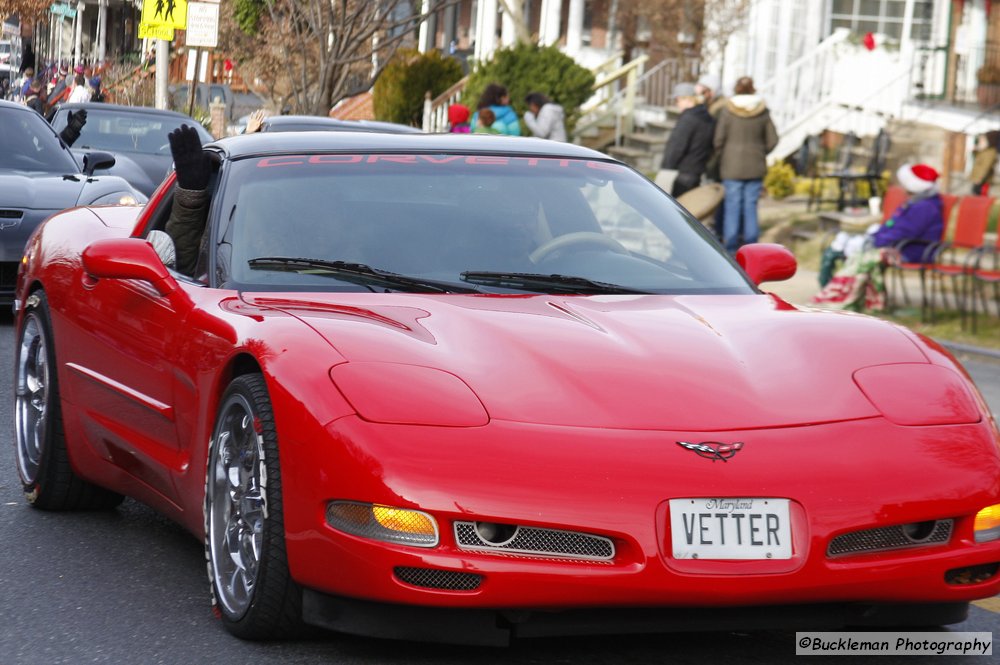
[970,130,999,196]
[713,76,778,254]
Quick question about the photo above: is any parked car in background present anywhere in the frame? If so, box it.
[171,82,263,123]
[242,114,423,135]
[0,100,144,302]
[12,130,1000,645]
[50,103,214,196]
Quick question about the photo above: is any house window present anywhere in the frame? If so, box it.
[827,0,933,43]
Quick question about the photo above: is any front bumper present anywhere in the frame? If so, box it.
[278,414,1000,620]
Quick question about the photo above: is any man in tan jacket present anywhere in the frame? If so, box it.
[714,76,778,254]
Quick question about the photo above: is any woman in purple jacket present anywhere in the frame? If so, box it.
[813,163,943,312]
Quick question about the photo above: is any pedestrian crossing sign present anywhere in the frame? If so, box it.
[141,0,187,30]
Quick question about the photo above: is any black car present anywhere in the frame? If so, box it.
[50,103,214,196]
[0,100,144,301]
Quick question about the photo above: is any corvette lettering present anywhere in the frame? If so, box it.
[255,154,626,171]
[675,440,744,462]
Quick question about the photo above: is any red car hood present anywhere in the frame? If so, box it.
[247,293,929,430]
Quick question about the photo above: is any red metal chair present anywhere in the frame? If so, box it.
[885,191,956,311]
[968,231,1000,332]
[923,195,993,322]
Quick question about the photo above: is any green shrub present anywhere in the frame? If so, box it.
[373,49,464,127]
[462,43,595,134]
[764,162,796,199]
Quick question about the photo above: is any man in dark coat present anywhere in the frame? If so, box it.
[660,82,715,198]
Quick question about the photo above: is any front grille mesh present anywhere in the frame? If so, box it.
[827,520,953,557]
[393,567,482,591]
[454,521,615,560]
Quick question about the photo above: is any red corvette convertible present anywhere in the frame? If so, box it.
[13,132,1000,645]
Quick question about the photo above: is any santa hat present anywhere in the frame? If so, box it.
[896,163,939,193]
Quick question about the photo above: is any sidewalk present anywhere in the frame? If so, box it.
[753,195,1000,361]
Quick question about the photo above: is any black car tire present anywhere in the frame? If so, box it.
[14,290,124,510]
[205,373,304,640]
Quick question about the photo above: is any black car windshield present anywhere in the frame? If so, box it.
[0,107,80,173]
[52,108,213,155]
[216,153,753,295]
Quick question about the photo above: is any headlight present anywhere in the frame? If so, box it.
[330,362,488,426]
[90,191,144,206]
[853,364,981,426]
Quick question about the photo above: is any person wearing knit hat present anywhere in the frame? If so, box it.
[695,73,726,118]
[447,103,470,133]
[812,162,944,312]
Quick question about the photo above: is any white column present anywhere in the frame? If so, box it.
[417,0,432,52]
[566,0,584,55]
[900,0,916,51]
[474,0,498,62]
[73,1,85,68]
[539,0,561,46]
[97,0,107,64]
[501,4,516,46]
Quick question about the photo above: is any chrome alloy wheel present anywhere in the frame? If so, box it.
[208,393,268,618]
[15,313,49,485]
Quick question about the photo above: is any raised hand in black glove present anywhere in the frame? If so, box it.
[168,124,211,191]
[59,109,88,147]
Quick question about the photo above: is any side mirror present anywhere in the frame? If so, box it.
[82,237,179,297]
[736,243,798,285]
[83,151,116,176]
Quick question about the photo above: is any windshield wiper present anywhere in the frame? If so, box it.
[248,257,480,293]
[460,271,648,295]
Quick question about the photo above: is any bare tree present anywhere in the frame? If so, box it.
[699,0,751,82]
[0,0,48,26]
[229,0,459,116]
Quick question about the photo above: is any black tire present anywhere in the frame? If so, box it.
[205,373,304,640]
[14,291,124,511]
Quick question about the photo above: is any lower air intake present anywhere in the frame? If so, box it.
[454,521,615,560]
[393,567,482,591]
[827,519,953,557]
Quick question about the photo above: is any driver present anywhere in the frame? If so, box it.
[164,125,212,276]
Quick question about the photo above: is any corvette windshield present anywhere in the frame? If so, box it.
[0,107,80,173]
[216,153,753,295]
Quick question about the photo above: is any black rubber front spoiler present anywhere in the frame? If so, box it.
[301,590,970,647]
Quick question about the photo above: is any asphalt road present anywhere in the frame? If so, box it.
[0,312,997,664]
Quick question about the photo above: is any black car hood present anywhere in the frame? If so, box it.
[70,149,164,197]
[0,172,84,210]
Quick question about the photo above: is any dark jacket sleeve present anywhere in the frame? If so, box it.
[661,111,695,170]
[165,186,210,276]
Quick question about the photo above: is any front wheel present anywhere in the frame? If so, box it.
[15,291,123,510]
[205,373,303,639]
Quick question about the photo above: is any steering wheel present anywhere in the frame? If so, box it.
[530,232,630,264]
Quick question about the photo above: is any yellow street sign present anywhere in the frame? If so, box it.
[141,0,187,30]
[138,22,175,40]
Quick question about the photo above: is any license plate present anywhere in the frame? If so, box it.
[669,498,792,560]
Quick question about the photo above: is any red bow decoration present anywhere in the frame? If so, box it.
[863,32,876,51]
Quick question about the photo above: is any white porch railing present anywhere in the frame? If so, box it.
[423,75,469,133]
